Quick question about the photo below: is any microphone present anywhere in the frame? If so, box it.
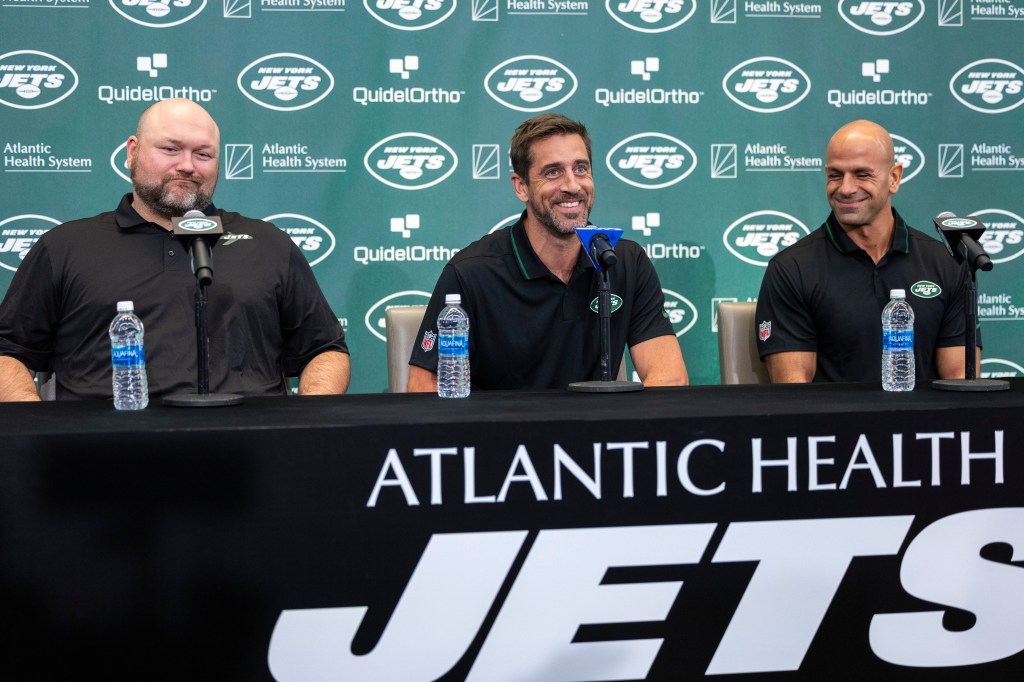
[574,227,624,271]
[172,209,224,285]
[932,212,993,272]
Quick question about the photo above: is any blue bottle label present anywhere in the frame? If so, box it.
[112,344,145,367]
[438,334,468,357]
[883,330,913,351]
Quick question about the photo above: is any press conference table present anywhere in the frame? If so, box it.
[1,382,1021,680]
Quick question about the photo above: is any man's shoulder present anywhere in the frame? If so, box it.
[768,226,828,266]
[39,210,120,247]
[906,225,949,253]
[449,228,510,267]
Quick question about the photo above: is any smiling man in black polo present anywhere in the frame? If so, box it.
[407,114,687,391]
[755,119,974,383]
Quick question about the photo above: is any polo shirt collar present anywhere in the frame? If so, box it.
[822,207,910,255]
[114,192,221,231]
[508,210,593,281]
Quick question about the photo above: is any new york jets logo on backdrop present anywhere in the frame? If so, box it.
[975,209,1024,264]
[364,133,458,190]
[364,291,432,342]
[0,51,78,110]
[837,0,925,36]
[484,56,578,113]
[109,0,207,27]
[237,54,335,112]
[605,0,696,33]
[606,133,697,189]
[890,134,924,183]
[663,289,698,336]
[722,57,811,113]
[265,213,337,267]
[949,59,1024,114]
[722,210,810,266]
[0,214,60,271]
[364,0,456,30]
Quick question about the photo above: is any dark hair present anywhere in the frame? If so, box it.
[509,114,592,182]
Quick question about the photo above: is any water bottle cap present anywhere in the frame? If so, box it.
[890,289,905,299]
[445,294,461,305]
[117,300,134,312]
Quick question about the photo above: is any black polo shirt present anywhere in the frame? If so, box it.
[0,194,347,399]
[755,209,971,382]
[409,212,675,390]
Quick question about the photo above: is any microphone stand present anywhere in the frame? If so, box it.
[933,252,1008,392]
[164,237,244,407]
[569,239,643,394]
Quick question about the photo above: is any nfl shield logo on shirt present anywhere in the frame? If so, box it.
[758,321,771,342]
[421,330,437,352]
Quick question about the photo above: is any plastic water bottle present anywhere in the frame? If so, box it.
[109,300,149,410]
[881,289,915,392]
[437,294,470,398]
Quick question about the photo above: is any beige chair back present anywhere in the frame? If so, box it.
[717,301,770,385]
[385,305,428,393]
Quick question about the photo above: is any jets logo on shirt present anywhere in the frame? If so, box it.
[421,330,437,352]
[758,320,771,341]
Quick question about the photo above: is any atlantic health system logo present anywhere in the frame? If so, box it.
[0,51,78,110]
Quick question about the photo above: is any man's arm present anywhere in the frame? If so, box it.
[763,351,816,383]
[630,335,688,386]
[934,346,982,380]
[406,364,437,393]
[297,351,350,395]
[0,356,42,402]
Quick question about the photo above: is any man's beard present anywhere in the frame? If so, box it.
[530,193,592,239]
[131,169,214,219]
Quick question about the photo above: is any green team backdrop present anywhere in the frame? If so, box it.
[1,0,1022,392]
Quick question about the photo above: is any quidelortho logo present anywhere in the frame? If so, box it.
[0,51,78,110]
[606,133,697,189]
[605,0,697,32]
[949,59,1024,114]
[109,0,207,27]
[0,214,60,271]
[363,0,456,30]
[353,56,464,106]
[364,133,458,190]
[722,57,811,113]
[364,290,432,341]
[890,134,924,183]
[722,210,810,266]
[663,288,698,336]
[238,54,334,111]
[265,213,337,266]
[976,208,1024,264]
[484,56,578,113]
[837,0,925,35]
